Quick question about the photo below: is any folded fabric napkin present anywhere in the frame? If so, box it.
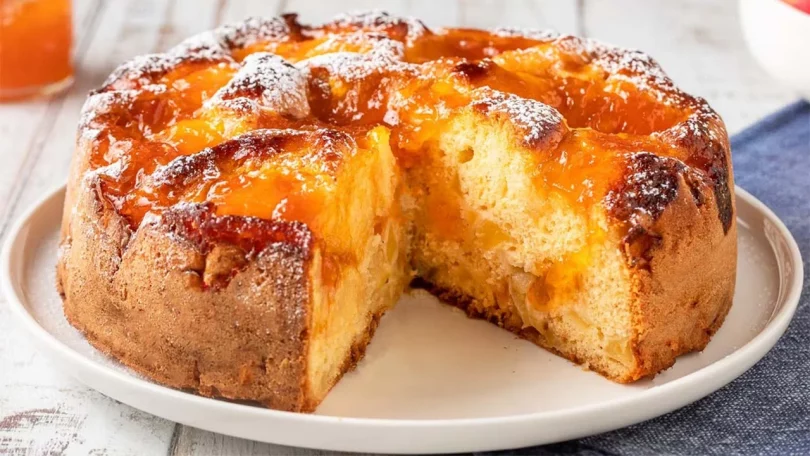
[482,101,810,456]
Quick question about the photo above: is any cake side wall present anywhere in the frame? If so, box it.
[627,171,737,380]
[57,177,317,412]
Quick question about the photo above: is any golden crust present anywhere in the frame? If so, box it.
[58,176,316,410]
[58,11,737,410]
[59,146,400,412]
[625,162,736,381]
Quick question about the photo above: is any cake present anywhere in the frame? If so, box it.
[56,11,737,412]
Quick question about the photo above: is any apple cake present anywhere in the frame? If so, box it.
[57,11,737,412]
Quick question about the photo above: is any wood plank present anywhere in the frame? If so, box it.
[170,425,387,456]
[156,0,222,51]
[396,0,459,27]
[0,0,99,234]
[0,387,175,455]
[459,0,580,34]
[218,0,283,23]
[582,0,795,134]
[0,0,172,240]
[283,0,411,25]
[0,0,225,238]
[0,0,217,454]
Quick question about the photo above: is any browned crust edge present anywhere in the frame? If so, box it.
[57,174,387,412]
[623,161,737,381]
[58,177,287,411]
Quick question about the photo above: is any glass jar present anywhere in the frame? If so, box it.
[0,0,73,101]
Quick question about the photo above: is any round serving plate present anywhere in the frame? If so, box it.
[1,185,803,454]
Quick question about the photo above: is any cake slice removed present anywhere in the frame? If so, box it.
[403,88,736,382]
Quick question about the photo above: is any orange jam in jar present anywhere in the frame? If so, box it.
[0,0,73,100]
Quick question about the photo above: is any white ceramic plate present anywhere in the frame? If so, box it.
[2,185,803,454]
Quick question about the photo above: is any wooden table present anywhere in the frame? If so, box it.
[0,0,797,454]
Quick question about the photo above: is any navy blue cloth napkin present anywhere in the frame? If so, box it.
[482,101,810,456]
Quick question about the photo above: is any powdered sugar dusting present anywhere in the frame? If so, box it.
[327,10,428,43]
[100,16,294,89]
[79,90,137,126]
[207,53,310,119]
[169,30,232,62]
[297,33,406,81]
[604,152,685,224]
[102,54,174,88]
[587,39,687,105]
[78,11,725,256]
[659,104,724,146]
[78,86,168,142]
[216,16,293,48]
[103,48,232,90]
[472,88,565,149]
[491,27,559,41]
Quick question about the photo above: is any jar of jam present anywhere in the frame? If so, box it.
[0,0,73,101]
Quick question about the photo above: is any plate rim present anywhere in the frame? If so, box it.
[1,184,804,451]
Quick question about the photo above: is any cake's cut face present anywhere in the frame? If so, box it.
[58,11,736,411]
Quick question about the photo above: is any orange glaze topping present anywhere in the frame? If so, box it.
[80,12,712,233]
[534,130,678,204]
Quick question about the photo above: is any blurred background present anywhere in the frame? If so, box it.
[0,0,807,454]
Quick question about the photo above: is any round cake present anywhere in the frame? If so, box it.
[57,11,737,412]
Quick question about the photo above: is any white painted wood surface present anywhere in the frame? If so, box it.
[0,0,797,454]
